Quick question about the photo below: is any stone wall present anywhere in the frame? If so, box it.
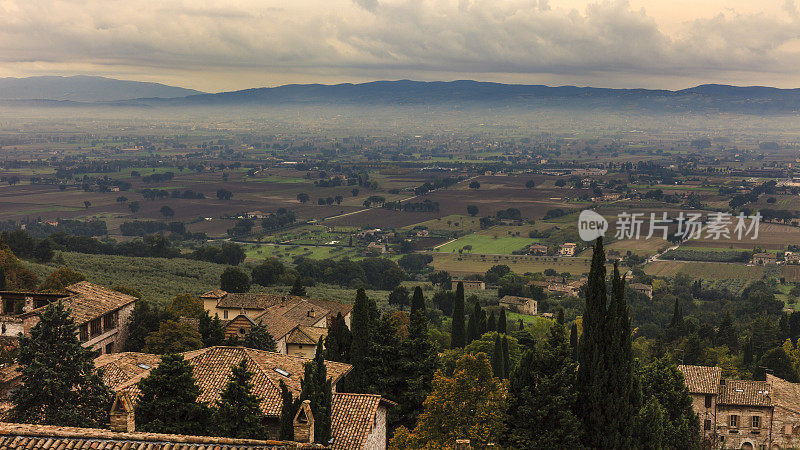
[362,404,388,450]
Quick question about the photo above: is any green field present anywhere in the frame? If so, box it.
[431,253,592,276]
[243,243,362,263]
[437,233,539,254]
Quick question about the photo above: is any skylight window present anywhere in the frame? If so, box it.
[274,367,290,377]
[138,363,151,370]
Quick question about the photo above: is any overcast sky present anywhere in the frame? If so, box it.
[2,0,800,92]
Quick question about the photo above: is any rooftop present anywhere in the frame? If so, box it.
[678,365,722,395]
[21,281,137,326]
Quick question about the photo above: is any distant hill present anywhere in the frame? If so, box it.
[5,78,800,113]
[134,80,800,113]
[0,75,203,102]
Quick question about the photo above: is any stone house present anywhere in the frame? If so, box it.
[450,280,485,290]
[526,244,548,255]
[559,243,577,257]
[498,296,538,315]
[96,346,394,449]
[0,282,136,355]
[679,364,800,449]
[752,252,778,265]
[201,290,352,328]
[629,283,653,299]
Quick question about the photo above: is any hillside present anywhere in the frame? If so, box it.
[0,75,202,102]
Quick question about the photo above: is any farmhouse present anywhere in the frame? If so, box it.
[526,244,548,255]
[629,283,653,299]
[785,251,800,264]
[679,364,800,449]
[201,290,352,326]
[498,296,537,315]
[451,280,486,290]
[0,281,136,355]
[559,243,577,256]
[97,346,394,449]
[752,252,778,265]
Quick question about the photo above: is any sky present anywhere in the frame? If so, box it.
[2,0,800,92]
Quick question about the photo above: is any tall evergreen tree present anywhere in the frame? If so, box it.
[398,287,438,427]
[325,312,351,362]
[501,335,510,378]
[346,288,378,392]
[467,301,482,343]
[491,333,505,378]
[638,356,700,449]
[637,397,665,450]
[290,277,306,296]
[212,359,270,439]
[498,308,507,334]
[11,301,112,427]
[576,237,612,446]
[605,261,638,447]
[279,380,299,440]
[198,311,225,347]
[135,354,209,435]
[505,323,580,448]
[569,322,578,360]
[669,298,683,329]
[487,311,496,332]
[451,282,466,348]
[300,339,332,444]
[243,322,277,351]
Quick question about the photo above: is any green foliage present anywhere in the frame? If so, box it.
[243,322,277,352]
[166,293,204,318]
[212,359,270,439]
[220,266,251,293]
[279,380,300,440]
[143,320,203,354]
[451,282,466,348]
[135,354,209,435]
[637,397,665,450]
[396,287,438,427]
[756,347,798,381]
[300,339,332,444]
[345,288,378,392]
[637,356,700,449]
[289,277,306,296]
[198,311,226,347]
[491,334,504,378]
[125,300,166,352]
[505,323,580,448]
[324,312,351,362]
[251,258,285,286]
[11,301,113,427]
[37,267,85,292]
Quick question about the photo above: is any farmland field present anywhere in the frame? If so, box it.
[430,252,592,275]
[437,233,539,254]
[644,260,764,283]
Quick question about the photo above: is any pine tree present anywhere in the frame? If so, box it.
[243,322,277,351]
[279,380,299,440]
[491,333,505,378]
[505,323,580,448]
[11,301,112,427]
[398,287,438,427]
[557,308,565,324]
[487,311,496,332]
[135,354,209,435]
[325,312,351,362]
[498,308,507,334]
[346,288,378,392]
[569,322,578,360]
[466,305,478,344]
[637,397,665,450]
[301,339,332,444]
[451,282,466,348]
[669,298,683,329]
[213,359,270,439]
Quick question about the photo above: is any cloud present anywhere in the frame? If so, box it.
[1,0,799,89]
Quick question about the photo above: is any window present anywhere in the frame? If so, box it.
[90,318,102,338]
[705,395,712,408]
[103,311,118,332]
[704,420,712,431]
[752,416,761,428]
[105,342,114,354]
[730,415,739,428]
[79,324,89,342]
[223,310,228,319]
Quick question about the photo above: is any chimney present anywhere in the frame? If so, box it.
[455,439,471,450]
[109,392,135,432]
[293,400,315,443]
[307,308,315,318]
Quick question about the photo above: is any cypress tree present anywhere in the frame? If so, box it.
[669,298,683,329]
[347,288,377,392]
[11,301,112,427]
[606,261,638,447]
[569,322,578,360]
[487,311,496,332]
[289,277,306,296]
[300,338,332,444]
[324,312,351,362]
[213,359,270,439]
[576,237,611,446]
[451,282,466,348]
[467,301,482,343]
[0,267,5,290]
[502,335,510,378]
[479,308,487,336]
[498,308,507,334]
[278,380,299,440]
[398,287,437,426]
[243,322,277,351]
[557,308,565,324]
[491,333,504,378]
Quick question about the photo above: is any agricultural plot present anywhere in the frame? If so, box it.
[437,233,540,254]
[244,243,362,263]
[644,260,764,282]
[431,252,592,276]
[402,215,481,233]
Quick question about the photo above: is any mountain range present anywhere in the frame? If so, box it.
[5,76,800,113]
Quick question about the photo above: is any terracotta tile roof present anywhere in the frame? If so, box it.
[94,352,163,390]
[678,365,722,395]
[767,374,800,412]
[498,295,530,306]
[287,326,328,346]
[213,292,352,318]
[250,310,303,340]
[200,289,227,299]
[329,393,394,450]
[21,282,137,326]
[0,422,318,449]
[717,379,772,407]
[107,347,351,417]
